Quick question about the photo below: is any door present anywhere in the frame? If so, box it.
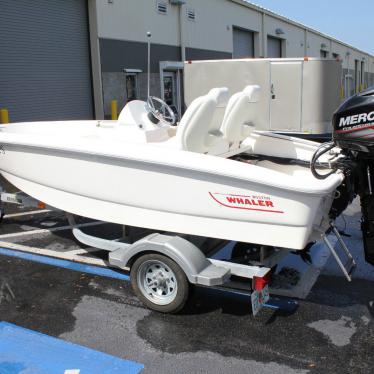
[344,74,354,98]
[267,36,282,58]
[361,61,365,91]
[354,59,360,93]
[233,28,254,58]
[163,71,181,120]
[0,0,93,122]
[125,74,138,102]
[270,62,302,131]
[163,72,176,106]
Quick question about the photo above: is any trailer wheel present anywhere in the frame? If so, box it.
[130,253,189,313]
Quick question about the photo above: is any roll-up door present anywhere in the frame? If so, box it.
[267,36,282,58]
[233,28,254,58]
[0,0,93,122]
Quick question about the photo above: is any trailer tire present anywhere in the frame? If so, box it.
[130,253,189,313]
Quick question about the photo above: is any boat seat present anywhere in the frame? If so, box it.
[169,87,230,154]
[221,85,261,149]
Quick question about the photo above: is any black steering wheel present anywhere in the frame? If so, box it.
[147,96,176,125]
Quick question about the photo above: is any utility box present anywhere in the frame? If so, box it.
[184,58,342,137]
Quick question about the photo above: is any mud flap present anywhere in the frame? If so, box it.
[361,196,374,266]
[362,221,374,265]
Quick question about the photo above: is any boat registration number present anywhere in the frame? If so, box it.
[251,285,270,316]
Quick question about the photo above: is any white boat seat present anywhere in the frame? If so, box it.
[221,85,261,148]
[171,87,230,154]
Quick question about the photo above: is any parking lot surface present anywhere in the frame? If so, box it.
[0,201,373,373]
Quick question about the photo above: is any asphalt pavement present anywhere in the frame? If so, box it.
[0,201,373,373]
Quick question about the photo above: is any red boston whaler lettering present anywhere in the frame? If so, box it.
[209,192,284,214]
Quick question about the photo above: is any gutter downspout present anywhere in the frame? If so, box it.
[179,3,186,116]
[261,12,265,57]
[179,4,186,62]
[87,0,104,119]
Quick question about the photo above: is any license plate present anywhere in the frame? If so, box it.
[251,285,270,316]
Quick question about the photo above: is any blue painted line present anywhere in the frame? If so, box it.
[0,248,298,314]
[0,247,129,281]
[0,322,143,374]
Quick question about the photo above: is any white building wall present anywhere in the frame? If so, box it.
[305,31,331,58]
[263,15,305,57]
[95,0,373,64]
[331,41,349,62]
[95,0,180,46]
[185,0,261,54]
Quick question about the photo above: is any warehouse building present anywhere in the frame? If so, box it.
[0,0,373,122]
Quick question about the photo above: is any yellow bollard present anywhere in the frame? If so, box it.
[0,109,9,124]
[111,100,118,120]
[340,86,345,100]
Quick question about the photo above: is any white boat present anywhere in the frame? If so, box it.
[0,85,344,251]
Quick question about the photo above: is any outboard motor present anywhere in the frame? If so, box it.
[332,87,374,265]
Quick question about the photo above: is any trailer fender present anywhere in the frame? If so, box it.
[109,233,211,284]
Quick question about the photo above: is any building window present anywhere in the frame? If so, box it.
[156,1,168,15]
[187,8,196,21]
[320,50,329,58]
[332,53,340,59]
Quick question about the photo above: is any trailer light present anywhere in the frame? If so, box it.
[253,274,269,291]
[37,202,46,209]
[304,57,309,61]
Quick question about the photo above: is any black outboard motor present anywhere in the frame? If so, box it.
[332,87,374,265]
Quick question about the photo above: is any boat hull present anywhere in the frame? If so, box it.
[0,139,338,250]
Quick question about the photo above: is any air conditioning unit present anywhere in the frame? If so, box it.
[156,1,168,14]
[187,8,196,21]
[170,0,186,5]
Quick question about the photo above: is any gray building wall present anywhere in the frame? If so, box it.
[99,38,233,117]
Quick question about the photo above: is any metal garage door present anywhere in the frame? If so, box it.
[233,28,254,58]
[267,36,282,58]
[0,0,93,122]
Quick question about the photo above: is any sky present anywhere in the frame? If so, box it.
[248,0,374,55]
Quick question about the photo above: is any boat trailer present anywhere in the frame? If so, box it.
[0,188,356,315]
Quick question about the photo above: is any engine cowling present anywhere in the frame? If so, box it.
[333,87,374,154]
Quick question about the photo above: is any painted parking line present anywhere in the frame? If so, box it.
[3,209,52,219]
[0,240,109,267]
[0,322,143,374]
[0,247,129,281]
[0,220,105,239]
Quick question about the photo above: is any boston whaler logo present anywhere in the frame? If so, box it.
[209,192,284,214]
[336,111,374,133]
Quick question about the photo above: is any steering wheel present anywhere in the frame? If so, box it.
[147,96,176,125]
